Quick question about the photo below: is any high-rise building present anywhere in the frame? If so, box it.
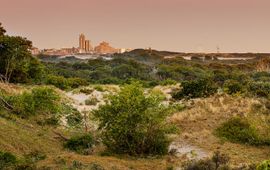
[79,34,86,52]
[79,34,93,53]
[85,40,93,52]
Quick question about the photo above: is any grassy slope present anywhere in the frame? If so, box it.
[170,94,270,165]
[0,83,269,169]
[0,116,168,169]
[0,83,169,169]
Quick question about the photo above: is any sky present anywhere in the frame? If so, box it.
[0,0,270,53]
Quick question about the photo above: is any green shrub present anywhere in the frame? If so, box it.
[67,77,88,88]
[10,87,61,118]
[89,162,105,170]
[184,151,230,170]
[85,97,99,106]
[0,151,17,169]
[36,116,59,126]
[215,117,265,145]
[79,88,94,95]
[71,160,83,169]
[46,75,69,90]
[94,85,104,92]
[64,134,94,154]
[223,79,246,95]
[93,82,172,156]
[31,86,61,114]
[248,82,270,98]
[257,160,270,170]
[173,78,217,99]
[160,79,177,86]
[66,112,83,127]
[24,151,46,163]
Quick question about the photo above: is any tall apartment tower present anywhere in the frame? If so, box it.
[85,40,91,52]
[79,34,86,51]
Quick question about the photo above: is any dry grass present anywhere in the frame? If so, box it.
[0,82,24,94]
[169,94,270,165]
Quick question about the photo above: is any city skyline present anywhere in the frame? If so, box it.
[1,0,270,53]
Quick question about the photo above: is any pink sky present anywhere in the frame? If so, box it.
[0,0,270,52]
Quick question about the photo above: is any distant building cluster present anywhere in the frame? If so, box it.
[31,33,132,56]
[79,34,93,53]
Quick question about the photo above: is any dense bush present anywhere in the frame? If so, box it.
[85,97,99,106]
[93,82,172,155]
[7,86,61,118]
[223,79,246,95]
[64,134,94,154]
[46,75,70,90]
[173,78,217,99]
[66,111,83,127]
[184,151,230,170]
[248,82,270,98]
[257,160,270,170]
[160,78,177,86]
[0,151,17,169]
[67,77,89,88]
[24,150,46,163]
[46,75,88,90]
[215,117,267,145]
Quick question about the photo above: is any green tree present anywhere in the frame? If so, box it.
[0,23,6,36]
[93,82,171,155]
[0,35,33,83]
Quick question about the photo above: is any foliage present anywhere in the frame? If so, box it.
[85,97,99,106]
[0,151,17,169]
[248,82,270,98]
[66,111,83,127]
[93,82,172,155]
[79,88,94,95]
[184,151,230,170]
[215,117,267,146]
[0,23,6,36]
[24,151,46,163]
[67,77,88,88]
[173,78,217,99]
[89,162,105,170]
[93,85,104,92]
[223,79,246,95]
[64,134,94,154]
[45,75,69,90]
[257,160,270,170]
[6,86,61,118]
[0,24,44,83]
[160,78,177,86]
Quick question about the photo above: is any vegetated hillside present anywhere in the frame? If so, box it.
[170,94,270,165]
[1,23,269,170]
[0,116,168,170]
[0,83,169,170]
[0,83,269,169]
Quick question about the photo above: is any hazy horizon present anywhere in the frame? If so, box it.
[1,0,270,53]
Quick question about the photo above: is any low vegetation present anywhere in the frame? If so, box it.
[215,117,269,146]
[64,134,94,154]
[184,151,230,170]
[1,86,61,118]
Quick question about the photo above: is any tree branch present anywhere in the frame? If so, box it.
[0,95,14,111]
